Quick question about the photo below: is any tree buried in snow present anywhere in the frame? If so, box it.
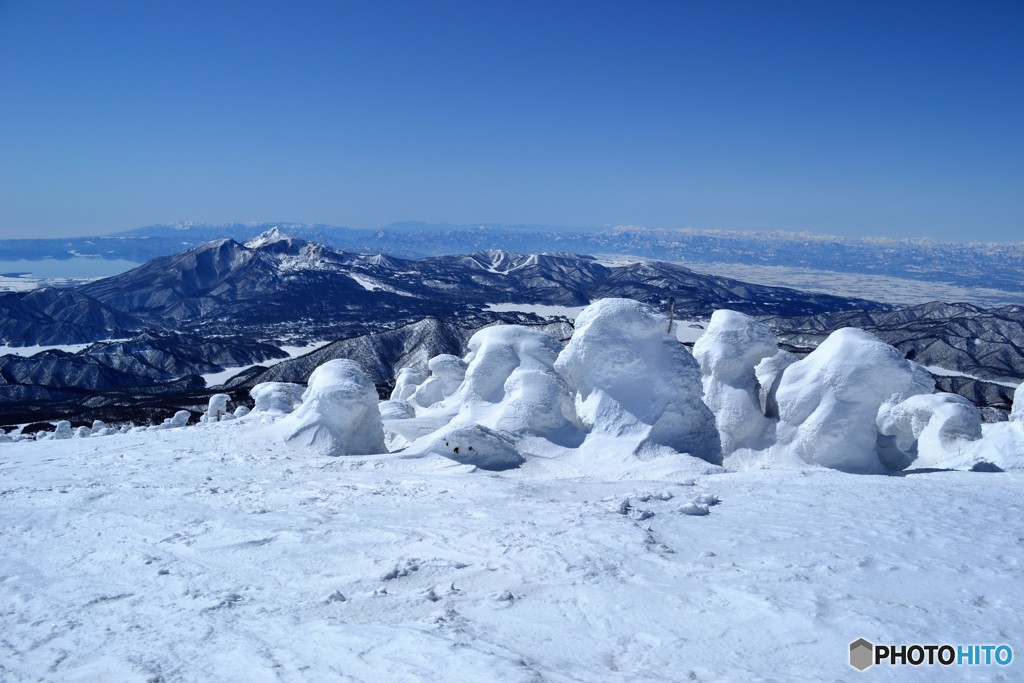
[876,392,983,469]
[204,394,231,423]
[1012,381,1024,424]
[250,382,305,415]
[447,324,581,443]
[772,327,934,473]
[554,298,721,464]
[390,367,427,402]
[279,359,387,456]
[408,355,466,408]
[693,310,779,455]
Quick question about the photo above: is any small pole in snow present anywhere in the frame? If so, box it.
[666,297,675,335]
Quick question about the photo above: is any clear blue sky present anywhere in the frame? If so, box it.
[1,1,1021,240]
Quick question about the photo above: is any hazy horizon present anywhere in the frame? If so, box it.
[3,220,1024,247]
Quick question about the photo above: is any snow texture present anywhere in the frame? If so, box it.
[378,400,415,420]
[1,422,1022,682]
[554,298,721,464]
[771,327,935,473]
[277,359,387,456]
[693,310,779,454]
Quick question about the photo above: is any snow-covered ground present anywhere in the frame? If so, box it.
[200,342,333,388]
[677,261,1023,308]
[1,420,1020,682]
[4,299,1023,681]
[590,254,1022,307]
[0,342,103,357]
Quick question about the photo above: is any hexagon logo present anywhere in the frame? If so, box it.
[849,638,874,671]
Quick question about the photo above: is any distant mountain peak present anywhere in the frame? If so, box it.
[245,227,291,249]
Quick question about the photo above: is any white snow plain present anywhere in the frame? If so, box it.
[1,420,1022,682]
[3,298,1024,681]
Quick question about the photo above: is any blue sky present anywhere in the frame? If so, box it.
[0,1,1021,241]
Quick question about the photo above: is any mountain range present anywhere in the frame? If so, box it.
[1,229,1021,425]
[3,222,1023,293]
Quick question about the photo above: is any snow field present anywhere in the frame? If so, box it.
[1,421,1021,681]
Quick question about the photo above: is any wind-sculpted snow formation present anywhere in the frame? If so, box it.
[250,381,305,415]
[554,299,721,464]
[693,310,778,455]
[876,393,983,469]
[769,328,936,473]
[12,298,1023,473]
[408,355,466,408]
[277,359,387,456]
[448,325,579,441]
[1013,382,1024,424]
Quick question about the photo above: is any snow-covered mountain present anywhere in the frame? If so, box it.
[3,231,894,425]
[4,221,1023,293]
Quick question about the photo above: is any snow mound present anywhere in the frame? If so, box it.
[966,421,1024,471]
[390,368,427,402]
[693,310,779,455]
[421,424,525,471]
[409,355,467,408]
[554,298,721,464]
[877,392,982,469]
[278,359,387,456]
[164,410,191,429]
[250,382,305,415]
[771,327,935,473]
[203,394,231,423]
[53,421,73,440]
[446,325,581,444]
